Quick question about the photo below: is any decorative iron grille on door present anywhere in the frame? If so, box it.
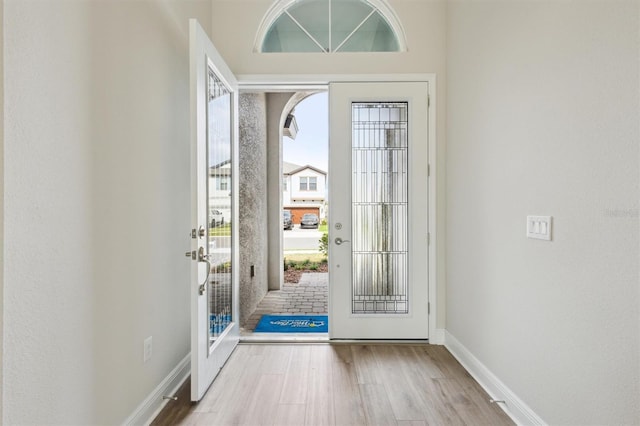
[351,102,409,314]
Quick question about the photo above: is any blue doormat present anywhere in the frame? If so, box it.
[254,315,328,333]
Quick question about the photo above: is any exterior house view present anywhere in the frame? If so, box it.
[1,0,638,425]
[283,161,327,224]
[208,159,232,223]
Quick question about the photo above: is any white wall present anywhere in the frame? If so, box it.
[3,1,211,423]
[446,1,640,424]
[212,0,448,327]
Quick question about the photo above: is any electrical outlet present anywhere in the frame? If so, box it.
[144,336,153,363]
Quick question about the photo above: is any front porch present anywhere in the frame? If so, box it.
[242,272,328,333]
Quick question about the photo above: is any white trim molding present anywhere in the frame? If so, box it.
[123,354,190,426]
[445,331,546,426]
[237,73,439,343]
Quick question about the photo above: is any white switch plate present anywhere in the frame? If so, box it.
[527,216,552,241]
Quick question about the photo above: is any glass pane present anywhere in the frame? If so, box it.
[351,102,409,314]
[262,13,325,53]
[331,0,373,51]
[207,69,233,347]
[288,0,329,52]
[336,12,399,52]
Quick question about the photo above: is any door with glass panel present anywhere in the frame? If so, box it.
[329,82,429,339]
[188,19,239,401]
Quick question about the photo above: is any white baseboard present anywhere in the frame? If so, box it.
[429,328,446,345]
[444,331,546,426]
[123,353,190,426]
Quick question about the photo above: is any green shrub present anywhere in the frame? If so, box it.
[319,232,328,257]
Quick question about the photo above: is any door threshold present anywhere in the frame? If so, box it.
[240,333,329,343]
[239,334,432,345]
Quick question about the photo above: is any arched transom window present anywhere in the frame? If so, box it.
[256,0,407,53]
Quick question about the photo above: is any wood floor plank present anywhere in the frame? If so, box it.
[274,403,306,426]
[422,345,472,380]
[193,345,252,413]
[432,378,498,425]
[370,345,430,422]
[304,345,335,426]
[331,345,367,426]
[360,383,398,426]
[408,345,447,379]
[456,375,515,426]
[279,344,311,404]
[240,374,285,426]
[351,344,386,384]
[207,353,266,425]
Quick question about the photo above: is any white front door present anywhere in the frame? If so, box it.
[188,19,239,401]
[329,82,429,339]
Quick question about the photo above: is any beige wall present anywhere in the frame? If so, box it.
[266,92,296,291]
[3,0,211,423]
[446,1,639,424]
[212,0,448,327]
[0,0,4,421]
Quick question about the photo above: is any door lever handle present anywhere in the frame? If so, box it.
[185,247,211,295]
[335,237,350,245]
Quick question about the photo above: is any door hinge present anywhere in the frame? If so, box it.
[427,164,430,177]
[428,302,431,315]
[428,94,431,108]
[427,233,431,245]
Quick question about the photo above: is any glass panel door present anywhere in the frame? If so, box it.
[329,82,429,339]
[189,19,239,402]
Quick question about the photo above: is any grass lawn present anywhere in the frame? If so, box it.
[284,252,327,263]
[209,223,231,237]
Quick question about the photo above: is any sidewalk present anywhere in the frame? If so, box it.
[243,272,328,332]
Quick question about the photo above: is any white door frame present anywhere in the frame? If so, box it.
[237,74,438,342]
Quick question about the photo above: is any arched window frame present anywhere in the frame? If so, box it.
[253,0,408,53]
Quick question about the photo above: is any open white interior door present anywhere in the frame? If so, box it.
[188,19,239,401]
[329,82,429,339]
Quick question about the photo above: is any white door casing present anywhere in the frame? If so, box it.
[189,19,240,401]
[329,82,429,339]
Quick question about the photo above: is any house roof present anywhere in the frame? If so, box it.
[284,162,327,176]
[283,161,302,174]
[209,159,231,176]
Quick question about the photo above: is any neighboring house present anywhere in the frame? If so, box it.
[209,160,232,222]
[283,161,326,224]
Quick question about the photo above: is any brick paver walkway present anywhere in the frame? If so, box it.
[243,273,328,331]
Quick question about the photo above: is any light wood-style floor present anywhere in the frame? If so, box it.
[152,344,514,426]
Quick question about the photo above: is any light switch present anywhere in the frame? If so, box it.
[527,216,552,241]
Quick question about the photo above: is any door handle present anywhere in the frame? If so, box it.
[185,247,211,295]
[335,237,350,245]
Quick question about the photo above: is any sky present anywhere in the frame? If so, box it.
[283,92,328,172]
